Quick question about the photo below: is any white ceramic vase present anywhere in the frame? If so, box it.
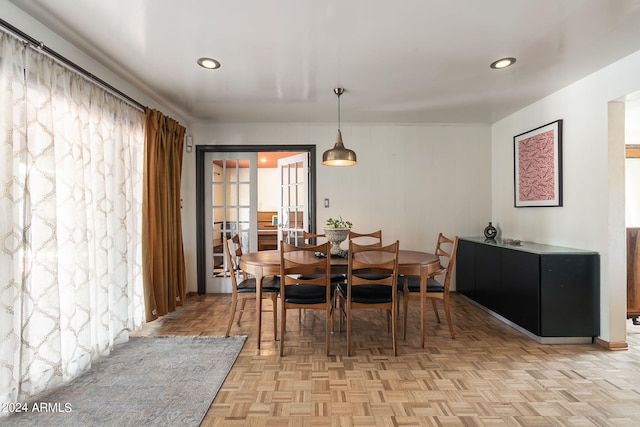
[322,227,350,255]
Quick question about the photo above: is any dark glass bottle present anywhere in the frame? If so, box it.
[484,222,497,239]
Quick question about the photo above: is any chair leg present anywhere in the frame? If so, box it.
[330,292,337,333]
[386,310,391,333]
[271,294,278,341]
[280,301,286,356]
[392,299,397,356]
[431,298,441,323]
[225,295,238,337]
[346,304,352,357]
[237,298,247,326]
[338,294,346,333]
[402,292,409,341]
[326,306,331,356]
[443,297,455,339]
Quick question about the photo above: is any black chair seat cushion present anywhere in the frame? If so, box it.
[352,269,390,281]
[337,283,393,304]
[405,276,444,293]
[283,284,333,304]
[237,276,280,293]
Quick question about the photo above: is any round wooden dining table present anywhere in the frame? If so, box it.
[240,249,440,349]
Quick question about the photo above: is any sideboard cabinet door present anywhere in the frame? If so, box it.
[474,244,502,313]
[540,255,600,337]
[456,239,476,299]
[501,249,540,335]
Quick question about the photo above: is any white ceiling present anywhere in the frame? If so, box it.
[7,0,640,124]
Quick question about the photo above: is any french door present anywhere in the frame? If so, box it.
[278,153,309,247]
[203,152,258,293]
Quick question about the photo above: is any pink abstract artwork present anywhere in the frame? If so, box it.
[517,129,556,202]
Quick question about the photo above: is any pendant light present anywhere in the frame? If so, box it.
[322,88,357,166]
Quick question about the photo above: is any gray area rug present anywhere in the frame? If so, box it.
[2,335,246,426]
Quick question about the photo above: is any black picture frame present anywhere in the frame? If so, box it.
[514,120,563,207]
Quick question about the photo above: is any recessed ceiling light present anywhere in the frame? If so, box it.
[197,57,221,69]
[490,57,516,69]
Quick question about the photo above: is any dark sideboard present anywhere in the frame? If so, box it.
[456,237,600,344]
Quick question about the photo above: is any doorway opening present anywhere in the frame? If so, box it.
[625,95,640,327]
[195,145,317,294]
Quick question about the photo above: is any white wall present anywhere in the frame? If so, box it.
[182,123,492,293]
[257,168,279,211]
[492,49,640,344]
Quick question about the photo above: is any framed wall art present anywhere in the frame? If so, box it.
[514,119,563,207]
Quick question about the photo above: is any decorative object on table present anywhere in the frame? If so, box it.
[514,119,563,207]
[503,238,522,245]
[483,222,497,240]
[322,88,357,166]
[314,251,349,259]
[323,216,352,256]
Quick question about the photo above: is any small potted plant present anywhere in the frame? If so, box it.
[323,216,352,255]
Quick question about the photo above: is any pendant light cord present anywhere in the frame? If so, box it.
[334,87,344,131]
[337,92,341,131]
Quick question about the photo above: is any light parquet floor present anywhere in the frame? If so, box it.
[133,293,640,426]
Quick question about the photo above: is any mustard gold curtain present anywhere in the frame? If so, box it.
[142,108,187,321]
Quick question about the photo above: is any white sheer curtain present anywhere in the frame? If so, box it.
[0,31,145,407]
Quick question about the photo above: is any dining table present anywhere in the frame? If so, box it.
[239,248,440,349]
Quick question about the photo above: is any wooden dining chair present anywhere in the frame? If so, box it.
[348,229,388,282]
[348,230,382,247]
[301,231,346,316]
[402,233,458,342]
[224,235,280,338]
[338,240,400,356]
[279,241,334,356]
[297,232,332,321]
[302,231,324,246]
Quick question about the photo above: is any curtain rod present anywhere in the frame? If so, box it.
[0,18,147,113]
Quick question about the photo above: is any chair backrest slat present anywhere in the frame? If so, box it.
[302,231,326,247]
[348,230,382,248]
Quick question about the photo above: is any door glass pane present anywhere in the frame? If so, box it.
[239,207,250,223]
[238,183,250,205]
[207,156,256,281]
[227,183,238,205]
